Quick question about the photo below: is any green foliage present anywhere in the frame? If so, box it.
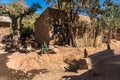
[101,3,120,30]
[46,0,113,17]
[45,0,115,47]
[41,42,48,54]
[6,2,26,17]
[0,4,6,16]
[22,13,40,27]
[20,26,33,38]
[0,1,41,36]
[26,3,42,15]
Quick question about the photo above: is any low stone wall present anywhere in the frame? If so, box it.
[79,50,120,69]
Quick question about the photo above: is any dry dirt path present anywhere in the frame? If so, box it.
[1,53,120,80]
[0,40,120,80]
[62,55,120,80]
[0,53,45,80]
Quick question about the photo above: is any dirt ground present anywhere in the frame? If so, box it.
[63,55,120,80]
[0,39,120,80]
[0,53,49,80]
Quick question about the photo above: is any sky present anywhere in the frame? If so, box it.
[25,0,49,13]
[0,0,50,13]
[0,0,120,14]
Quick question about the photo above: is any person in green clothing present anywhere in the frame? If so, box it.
[41,42,48,54]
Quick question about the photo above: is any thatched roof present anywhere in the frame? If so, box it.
[0,16,11,23]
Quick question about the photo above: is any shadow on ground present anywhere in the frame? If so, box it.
[64,59,80,72]
[62,44,120,80]
[0,54,49,80]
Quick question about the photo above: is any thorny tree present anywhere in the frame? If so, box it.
[0,0,41,51]
[0,0,41,39]
[46,0,113,47]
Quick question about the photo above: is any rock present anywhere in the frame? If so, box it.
[53,48,59,52]
[49,45,54,50]
[65,45,69,47]
[27,46,32,51]
[0,49,7,54]
[59,63,68,71]
[27,73,32,77]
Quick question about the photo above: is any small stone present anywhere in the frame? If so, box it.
[39,72,42,74]
[27,73,32,77]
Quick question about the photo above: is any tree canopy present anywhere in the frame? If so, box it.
[102,3,120,30]
[0,1,41,35]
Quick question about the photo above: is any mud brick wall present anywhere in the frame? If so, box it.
[0,27,10,40]
[34,8,66,46]
[0,22,10,40]
[34,7,92,46]
[34,9,50,45]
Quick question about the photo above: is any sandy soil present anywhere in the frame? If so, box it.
[0,54,39,80]
[0,39,120,80]
[63,55,120,80]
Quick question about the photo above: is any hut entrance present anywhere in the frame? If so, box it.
[53,22,63,45]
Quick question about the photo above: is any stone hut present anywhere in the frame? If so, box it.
[34,7,91,47]
[34,7,66,45]
[0,16,11,40]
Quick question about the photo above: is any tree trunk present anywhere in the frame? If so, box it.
[19,16,24,32]
[107,29,112,43]
[11,17,21,47]
[11,17,18,35]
